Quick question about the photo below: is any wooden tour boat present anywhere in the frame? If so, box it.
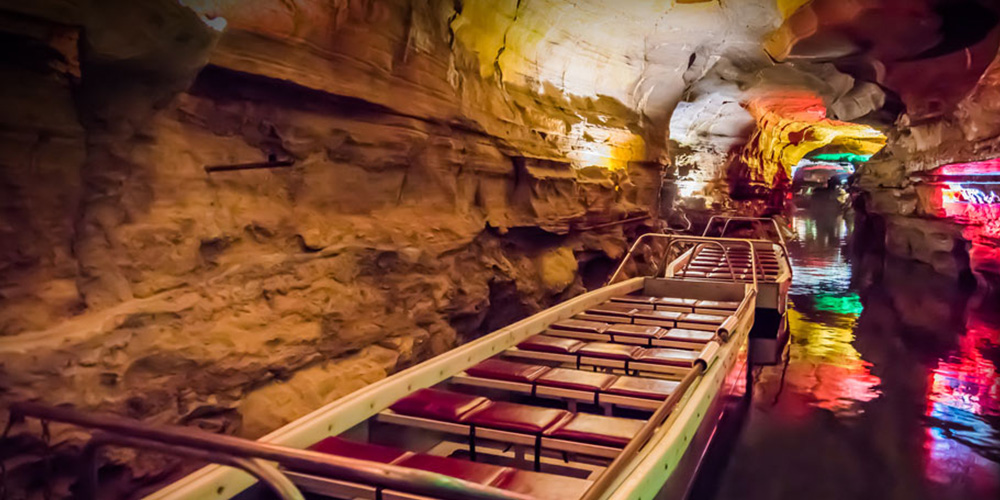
[9,230,792,500]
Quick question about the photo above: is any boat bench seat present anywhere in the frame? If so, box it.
[680,271,779,283]
[507,335,702,375]
[466,402,569,434]
[380,388,646,462]
[689,261,779,270]
[457,359,679,411]
[545,324,714,349]
[610,295,731,315]
[307,437,592,500]
[464,359,679,401]
[569,309,727,331]
[518,336,699,367]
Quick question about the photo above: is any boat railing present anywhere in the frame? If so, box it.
[702,216,793,277]
[5,401,533,500]
[702,215,787,246]
[608,233,761,290]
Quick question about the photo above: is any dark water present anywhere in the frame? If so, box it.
[710,211,1000,500]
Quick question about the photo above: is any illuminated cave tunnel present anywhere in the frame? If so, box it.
[1,0,999,498]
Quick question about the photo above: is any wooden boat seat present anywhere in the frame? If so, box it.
[545,413,645,448]
[576,342,644,361]
[545,324,715,349]
[550,319,610,334]
[309,436,409,463]
[307,437,593,500]
[632,310,684,327]
[380,390,646,459]
[663,328,715,343]
[682,313,728,325]
[517,335,585,354]
[389,388,489,423]
[635,348,701,367]
[466,402,570,434]
[395,453,510,485]
[587,305,643,317]
[606,376,681,400]
[514,335,702,373]
[454,360,676,411]
[535,368,617,392]
[466,358,551,383]
[605,324,664,340]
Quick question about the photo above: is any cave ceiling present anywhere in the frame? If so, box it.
[2,0,999,174]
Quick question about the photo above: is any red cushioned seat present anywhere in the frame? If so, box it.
[494,469,592,500]
[606,376,680,400]
[309,437,410,464]
[535,368,617,392]
[549,319,610,334]
[587,305,640,317]
[636,348,700,367]
[652,297,698,307]
[681,313,727,325]
[695,300,740,310]
[572,313,623,324]
[466,359,550,383]
[633,310,683,322]
[545,413,645,447]
[610,296,658,306]
[606,324,664,340]
[389,388,489,422]
[576,342,644,361]
[662,328,715,343]
[633,310,683,327]
[394,453,511,485]
[465,402,570,434]
[518,335,586,354]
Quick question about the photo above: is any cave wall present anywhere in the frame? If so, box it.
[0,0,668,492]
[854,49,1000,283]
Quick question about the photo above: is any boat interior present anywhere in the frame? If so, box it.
[278,274,752,500]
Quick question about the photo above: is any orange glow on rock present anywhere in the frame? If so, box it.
[739,91,886,187]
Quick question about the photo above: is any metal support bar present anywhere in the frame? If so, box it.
[608,234,759,290]
[9,402,531,500]
[578,363,707,500]
[84,433,305,500]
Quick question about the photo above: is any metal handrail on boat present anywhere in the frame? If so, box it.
[82,433,306,500]
[607,234,760,290]
[578,343,719,500]
[7,402,533,500]
[702,216,787,247]
[702,216,793,277]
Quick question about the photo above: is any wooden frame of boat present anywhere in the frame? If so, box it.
[697,216,793,364]
[9,234,768,500]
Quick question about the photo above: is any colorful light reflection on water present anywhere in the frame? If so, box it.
[779,215,882,417]
[713,210,999,500]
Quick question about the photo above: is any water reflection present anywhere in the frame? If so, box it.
[711,209,1000,500]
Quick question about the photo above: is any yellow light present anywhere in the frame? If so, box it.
[562,120,645,171]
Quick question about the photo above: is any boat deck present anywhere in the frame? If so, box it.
[282,291,735,500]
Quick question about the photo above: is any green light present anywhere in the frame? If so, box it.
[812,293,864,316]
[810,153,872,163]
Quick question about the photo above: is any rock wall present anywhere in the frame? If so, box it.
[853,49,1000,284]
[0,0,663,494]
